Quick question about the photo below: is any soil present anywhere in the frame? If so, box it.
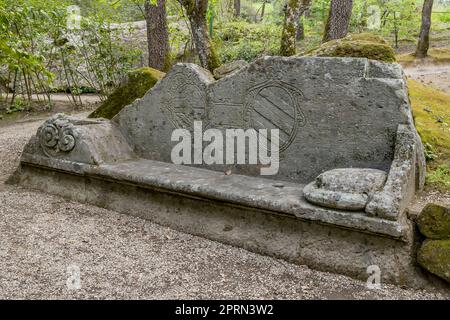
[403,64,450,94]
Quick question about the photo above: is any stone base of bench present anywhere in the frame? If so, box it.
[10,157,446,289]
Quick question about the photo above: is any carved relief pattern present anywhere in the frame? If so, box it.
[244,80,307,153]
[159,71,307,154]
[38,114,77,157]
[160,72,209,130]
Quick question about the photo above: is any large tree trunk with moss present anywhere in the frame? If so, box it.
[280,0,311,56]
[144,0,171,72]
[415,0,434,58]
[179,0,221,71]
[322,0,353,43]
[234,0,240,17]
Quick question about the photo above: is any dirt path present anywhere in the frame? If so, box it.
[1,93,102,104]
[0,94,101,128]
[403,64,450,94]
[0,116,448,299]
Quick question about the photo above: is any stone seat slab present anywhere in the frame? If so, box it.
[20,154,407,239]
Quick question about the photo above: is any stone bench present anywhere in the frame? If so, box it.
[12,57,439,288]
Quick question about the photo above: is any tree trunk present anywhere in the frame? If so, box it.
[296,17,304,40]
[280,0,311,56]
[179,0,221,71]
[144,0,171,71]
[322,0,353,43]
[261,1,266,19]
[295,0,311,41]
[415,0,434,58]
[393,11,399,49]
[234,0,240,17]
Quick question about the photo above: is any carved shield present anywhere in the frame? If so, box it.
[244,80,306,152]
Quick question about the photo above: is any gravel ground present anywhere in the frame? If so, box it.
[0,118,448,300]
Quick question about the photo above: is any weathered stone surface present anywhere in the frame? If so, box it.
[114,57,422,186]
[417,203,450,240]
[89,67,165,120]
[417,239,450,283]
[12,56,433,288]
[15,161,432,288]
[303,168,387,211]
[18,56,426,223]
[213,60,249,79]
[24,113,135,165]
[365,125,425,220]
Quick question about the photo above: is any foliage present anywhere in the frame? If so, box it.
[0,0,142,110]
[215,20,282,62]
[426,164,450,191]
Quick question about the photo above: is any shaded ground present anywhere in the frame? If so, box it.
[404,65,450,94]
[0,116,448,300]
[0,94,101,127]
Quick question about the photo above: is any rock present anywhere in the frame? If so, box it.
[303,168,387,211]
[89,67,165,120]
[114,57,420,188]
[417,203,450,239]
[301,33,396,63]
[417,239,450,283]
[213,60,248,79]
[21,57,425,223]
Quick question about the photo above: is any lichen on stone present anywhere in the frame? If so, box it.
[417,239,450,283]
[301,33,396,63]
[89,67,165,120]
[417,203,450,240]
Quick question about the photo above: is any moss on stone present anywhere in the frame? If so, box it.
[408,79,450,190]
[417,203,450,239]
[301,33,396,63]
[89,67,165,120]
[417,239,450,283]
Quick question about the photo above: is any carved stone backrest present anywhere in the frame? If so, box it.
[113,57,419,184]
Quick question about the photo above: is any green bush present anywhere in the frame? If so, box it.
[215,21,282,63]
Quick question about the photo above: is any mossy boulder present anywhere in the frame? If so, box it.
[417,239,450,283]
[302,33,396,63]
[417,203,450,239]
[89,67,165,120]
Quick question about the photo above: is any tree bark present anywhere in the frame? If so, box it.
[322,0,353,43]
[280,0,311,56]
[295,0,311,41]
[296,17,304,40]
[415,0,434,58]
[234,0,241,17]
[144,0,171,71]
[179,0,221,71]
[261,1,266,19]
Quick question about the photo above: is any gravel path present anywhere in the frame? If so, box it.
[0,118,448,300]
